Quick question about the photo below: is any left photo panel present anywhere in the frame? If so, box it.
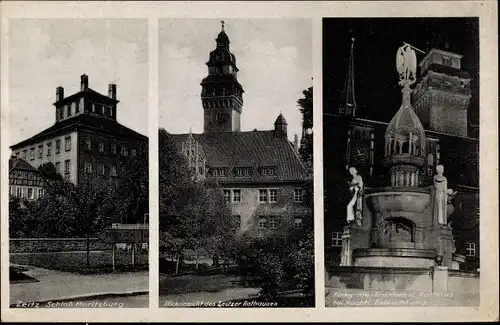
[8,19,149,308]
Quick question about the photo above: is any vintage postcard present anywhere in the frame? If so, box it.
[5,18,149,308]
[1,1,498,323]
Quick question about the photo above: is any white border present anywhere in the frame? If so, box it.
[1,1,498,322]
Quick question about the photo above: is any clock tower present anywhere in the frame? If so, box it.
[201,21,245,133]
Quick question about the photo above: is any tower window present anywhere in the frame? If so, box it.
[84,138,92,151]
[55,140,61,154]
[38,145,43,158]
[442,56,451,66]
[46,142,52,156]
[75,100,80,113]
[30,148,35,160]
[111,143,117,155]
[65,137,71,151]
[67,104,72,117]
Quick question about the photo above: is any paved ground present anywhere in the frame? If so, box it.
[159,273,260,307]
[10,264,148,307]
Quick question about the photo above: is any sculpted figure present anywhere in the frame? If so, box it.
[396,44,417,85]
[446,188,458,226]
[347,167,364,227]
[433,165,448,225]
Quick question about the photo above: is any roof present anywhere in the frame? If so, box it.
[9,157,38,172]
[170,130,307,183]
[54,87,119,106]
[10,114,147,150]
[275,113,287,125]
[386,103,425,137]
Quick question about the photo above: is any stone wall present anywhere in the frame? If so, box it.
[9,238,111,253]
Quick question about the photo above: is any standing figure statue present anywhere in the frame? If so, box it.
[446,188,458,226]
[433,165,448,225]
[396,43,418,86]
[347,167,364,227]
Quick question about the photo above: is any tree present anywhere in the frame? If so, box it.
[38,162,63,182]
[34,177,118,268]
[114,146,149,224]
[158,128,237,273]
[298,86,313,173]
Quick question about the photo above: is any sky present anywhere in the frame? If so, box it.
[8,19,149,146]
[323,18,479,126]
[159,19,312,142]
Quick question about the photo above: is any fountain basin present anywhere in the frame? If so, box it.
[366,187,431,215]
[353,248,437,268]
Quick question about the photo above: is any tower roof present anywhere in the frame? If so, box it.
[386,99,425,137]
[339,38,357,116]
[275,113,287,125]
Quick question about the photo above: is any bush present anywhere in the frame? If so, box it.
[257,252,284,300]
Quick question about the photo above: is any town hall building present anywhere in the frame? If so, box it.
[166,24,311,236]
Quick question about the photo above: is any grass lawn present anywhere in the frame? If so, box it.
[159,273,253,296]
[10,250,148,274]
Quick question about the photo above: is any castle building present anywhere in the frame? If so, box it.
[167,24,311,235]
[324,39,479,271]
[10,75,148,186]
[9,156,48,201]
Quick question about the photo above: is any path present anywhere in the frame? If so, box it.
[10,264,148,306]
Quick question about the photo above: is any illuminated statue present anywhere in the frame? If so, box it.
[433,165,448,225]
[396,43,418,86]
[347,167,364,227]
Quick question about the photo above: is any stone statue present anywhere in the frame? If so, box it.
[396,43,417,86]
[347,167,364,227]
[433,165,448,225]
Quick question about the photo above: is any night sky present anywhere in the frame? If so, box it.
[322,18,479,125]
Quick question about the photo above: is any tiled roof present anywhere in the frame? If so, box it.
[11,114,147,150]
[170,130,306,183]
[9,157,38,172]
[54,87,119,106]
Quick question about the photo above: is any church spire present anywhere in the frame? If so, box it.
[339,38,357,117]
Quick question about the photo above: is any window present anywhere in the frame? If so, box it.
[16,187,23,198]
[84,161,92,174]
[223,190,231,203]
[235,167,251,177]
[84,138,91,151]
[259,189,267,203]
[294,217,303,228]
[67,104,72,117]
[58,107,64,120]
[234,215,241,229]
[233,189,241,203]
[269,216,278,230]
[258,217,267,229]
[55,140,61,154]
[332,232,343,247]
[64,160,71,175]
[131,148,137,156]
[110,165,117,177]
[269,189,278,203]
[261,166,276,176]
[110,107,114,117]
[213,168,227,177]
[465,242,476,257]
[47,142,52,156]
[38,188,44,198]
[294,189,304,203]
[29,148,35,160]
[38,145,43,158]
[442,56,451,66]
[121,146,129,156]
[111,143,117,155]
[22,150,27,159]
[55,162,61,174]
[75,100,80,113]
[10,186,14,196]
[27,188,34,200]
[99,142,104,153]
[65,136,71,151]
[98,163,105,176]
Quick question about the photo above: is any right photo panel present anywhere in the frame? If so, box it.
[323,18,480,307]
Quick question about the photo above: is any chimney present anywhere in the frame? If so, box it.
[294,133,299,153]
[56,86,64,102]
[108,83,117,99]
[80,74,89,91]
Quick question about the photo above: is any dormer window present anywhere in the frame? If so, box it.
[212,167,228,177]
[260,166,277,176]
[235,167,251,177]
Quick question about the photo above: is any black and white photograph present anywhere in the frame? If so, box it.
[323,18,480,307]
[7,19,149,308]
[157,19,314,308]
